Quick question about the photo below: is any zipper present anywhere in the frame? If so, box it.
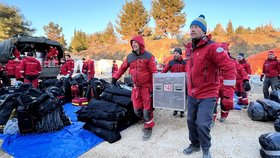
[204,62,207,82]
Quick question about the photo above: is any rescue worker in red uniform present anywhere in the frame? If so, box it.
[237,53,252,106]
[20,52,42,88]
[12,46,21,59]
[84,55,95,81]
[59,58,71,76]
[237,53,252,77]
[183,15,236,158]
[111,60,118,77]
[260,50,280,99]
[112,35,157,141]
[161,48,186,117]
[45,46,59,66]
[65,54,74,75]
[81,58,87,74]
[212,42,250,125]
[46,46,58,60]
[5,57,23,83]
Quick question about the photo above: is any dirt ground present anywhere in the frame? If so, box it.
[81,79,275,158]
[0,76,276,158]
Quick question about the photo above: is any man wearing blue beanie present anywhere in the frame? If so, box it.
[183,15,236,158]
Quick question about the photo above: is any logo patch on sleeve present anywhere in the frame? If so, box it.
[216,47,224,53]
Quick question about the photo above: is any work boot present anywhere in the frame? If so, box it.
[142,128,152,141]
[183,144,200,155]
[180,111,184,117]
[220,117,226,122]
[202,149,211,158]
[173,111,178,116]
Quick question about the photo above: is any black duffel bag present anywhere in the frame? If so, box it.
[259,132,280,158]
[270,90,280,104]
[257,99,280,120]
[275,116,280,132]
[247,101,269,121]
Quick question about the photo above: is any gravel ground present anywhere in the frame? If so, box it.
[0,76,276,158]
[81,87,274,158]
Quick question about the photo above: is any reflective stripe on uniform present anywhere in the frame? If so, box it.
[262,149,280,156]
[223,80,236,86]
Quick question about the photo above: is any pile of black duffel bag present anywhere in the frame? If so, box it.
[77,85,138,143]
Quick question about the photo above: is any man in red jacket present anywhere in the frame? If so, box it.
[5,57,23,83]
[161,47,186,117]
[65,54,74,75]
[84,55,95,81]
[237,53,252,77]
[59,58,71,77]
[111,60,118,77]
[112,35,157,141]
[260,50,280,99]
[183,15,236,158]
[20,52,42,88]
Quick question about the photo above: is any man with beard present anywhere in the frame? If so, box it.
[260,50,280,99]
[161,48,186,117]
[112,35,157,141]
[183,15,236,158]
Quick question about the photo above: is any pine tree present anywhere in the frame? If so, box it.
[235,26,245,34]
[116,0,151,40]
[43,22,67,47]
[213,23,226,36]
[151,0,186,38]
[103,22,117,45]
[226,20,234,36]
[70,29,88,52]
[0,3,35,40]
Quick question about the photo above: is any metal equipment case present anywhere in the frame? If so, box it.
[153,72,187,111]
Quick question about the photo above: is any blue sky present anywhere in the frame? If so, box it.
[2,0,279,44]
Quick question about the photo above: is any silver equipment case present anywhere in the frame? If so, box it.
[153,72,187,111]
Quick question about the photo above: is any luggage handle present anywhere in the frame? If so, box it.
[174,84,184,92]
[154,84,162,91]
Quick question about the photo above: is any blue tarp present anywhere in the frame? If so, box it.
[0,103,104,158]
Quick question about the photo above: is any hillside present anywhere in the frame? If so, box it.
[73,32,280,63]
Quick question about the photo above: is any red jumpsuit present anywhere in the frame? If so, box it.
[20,57,42,88]
[5,60,23,80]
[60,62,71,76]
[113,35,157,129]
[85,59,95,80]
[239,59,251,77]
[111,63,118,77]
[236,62,249,105]
[66,59,75,74]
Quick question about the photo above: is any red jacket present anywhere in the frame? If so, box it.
[236,61,249,81]
[185,35,236,99]
[85,59,95,80]
[113,36,157,86]
[161,56,186,73]
[82,62,87,74]
[5,60,19,76]
[261,57,280,78]
[239,59,251,75]
[112,63,118,76]
[60,62,71,76]
[46,47,58,59]
[13,48,21,59]
[20,57,42,76]
[66,59,74,74]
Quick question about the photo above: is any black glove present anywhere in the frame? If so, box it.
[260,75,264,82]
[111,78,118,86]
[243,80,251,92]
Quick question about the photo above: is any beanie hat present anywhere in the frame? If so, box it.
[268,50,275,55]
[173,48,182,55]
[237,53,244,58]
[190,15,207,33]
[221,42,229,51]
